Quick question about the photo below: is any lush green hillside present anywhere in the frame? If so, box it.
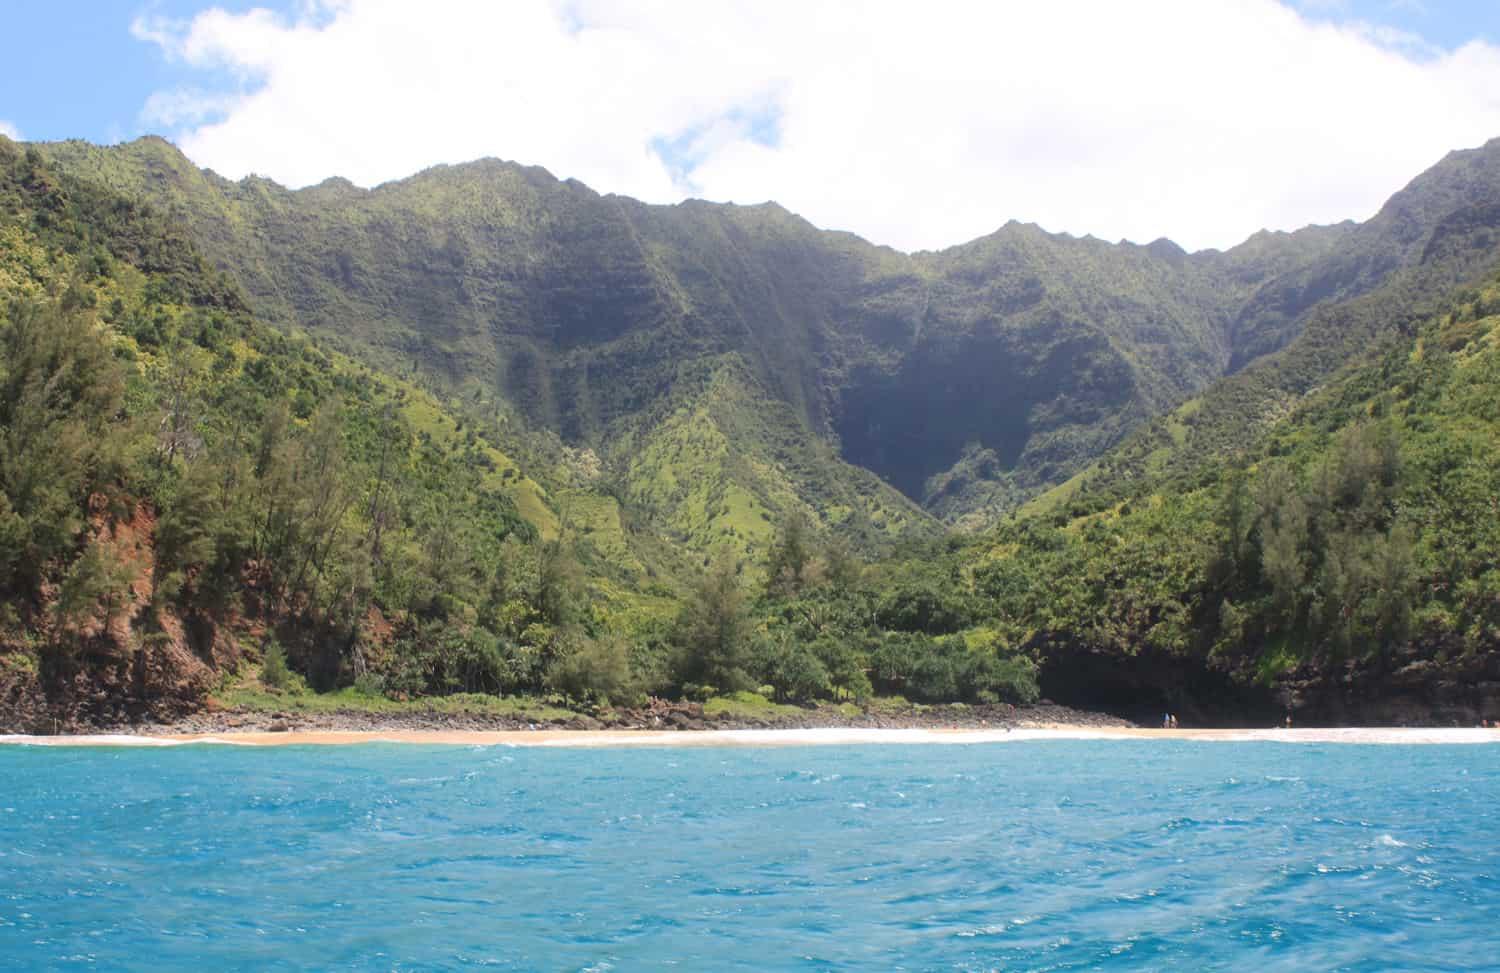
[1063,190,1500,503]
[0,136,1014,729]
[37,136,1434,528]
[0,138,665,725]
[9,131,1500,729]
[954,267,1500,723]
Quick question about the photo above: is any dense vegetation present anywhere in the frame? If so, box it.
[5,131,1500,727]
[0,140,568,714]
[940,274,1500,719]
[0,139,1040,723]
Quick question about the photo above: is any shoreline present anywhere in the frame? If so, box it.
[3,726,1498,747]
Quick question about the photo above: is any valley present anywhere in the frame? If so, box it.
[4,132,1500,730]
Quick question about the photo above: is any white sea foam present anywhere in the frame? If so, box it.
[1,726,1497,748]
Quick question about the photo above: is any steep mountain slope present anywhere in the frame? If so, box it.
[956,264,1500,723]
[36,137,1387,530]
[0,139,550,723]
[841,223,1350,520]
[35,136,1500,537]
[1060,143,1500,507]
[1219,140,1500,371]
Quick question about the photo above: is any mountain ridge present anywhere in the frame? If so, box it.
[30,134,1500,534]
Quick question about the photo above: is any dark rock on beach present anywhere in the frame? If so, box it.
[35,697,1137,737]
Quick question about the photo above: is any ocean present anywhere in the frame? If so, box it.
[1,740,1495,970]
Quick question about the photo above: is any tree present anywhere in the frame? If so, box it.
[876,582,969,635]
[765,511,815,597]
[152,458,222,604]
[869,631,923,697]
[822,534,862,592]
[811,634,870,701]
[755,632,829,702]
[536,537,585,628]
[964,650,1040,704]
[1371,523,1417,655]
[0,300,124,594]
[415,498,479,618]
[54,539,133,636]
[1209,467,1254,589]
[672,555,752,693]
[152,346,207,467]
[547,631,636,705]
[1255,463,1308,631]
[256,400,354,614]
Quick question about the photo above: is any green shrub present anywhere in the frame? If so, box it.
[261,640,296,691]
[352,671,386,697]
[546,632,636,705]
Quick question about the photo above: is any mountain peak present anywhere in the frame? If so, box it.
[1145,237,1188,262]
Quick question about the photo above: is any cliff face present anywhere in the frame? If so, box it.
[0,501,227,733]
[1036,639,1500,729]
[1283,642,1500,727]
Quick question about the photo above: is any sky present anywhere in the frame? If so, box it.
[3,1,1500,252]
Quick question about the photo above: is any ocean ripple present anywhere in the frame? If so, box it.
[0,741,1496,970]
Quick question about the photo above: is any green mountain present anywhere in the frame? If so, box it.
[7,131,1500,728]
[0,138,572,723]
[958,263,1500,724]
[1067,141,1500,502]
[36,136,1435,532]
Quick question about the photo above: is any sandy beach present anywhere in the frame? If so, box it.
[3,726,1498,747]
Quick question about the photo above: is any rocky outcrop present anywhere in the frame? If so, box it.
[1281,639,1500,726]
[0,500,236,733]
[1036,635,1500,729]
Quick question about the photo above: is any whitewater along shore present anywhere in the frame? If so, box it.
[3,726,1499,747]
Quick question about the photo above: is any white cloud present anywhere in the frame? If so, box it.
[133,0,1500,252]
[140,88,242,128]
[129,14,185,53]
[0,120,20,141]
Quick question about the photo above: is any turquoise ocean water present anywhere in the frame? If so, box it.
[1,741,1496,971]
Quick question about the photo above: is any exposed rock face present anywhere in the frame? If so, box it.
[0,501,231,733]
[0,664,50,734]
[1281,639,1500,726]
[1036,638,1500,729]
